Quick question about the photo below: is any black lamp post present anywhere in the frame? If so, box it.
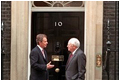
[103,19,111,80]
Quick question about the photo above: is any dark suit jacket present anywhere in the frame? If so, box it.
[65,48,86,80]
[30,46,49,80]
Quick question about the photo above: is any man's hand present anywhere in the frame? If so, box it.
[47,61,54,69]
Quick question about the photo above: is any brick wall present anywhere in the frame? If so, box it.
[1,1,11,80]
[1,1,119,80]
[102,1,119,80]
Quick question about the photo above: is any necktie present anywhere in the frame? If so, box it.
[68,54,73,62]
[67,54,73,65]
[41,49,45,58]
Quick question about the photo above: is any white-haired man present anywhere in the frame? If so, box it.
[65,38,86,80]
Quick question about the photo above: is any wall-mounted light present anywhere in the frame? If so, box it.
[1,21,4,31]
[1,21,5,54]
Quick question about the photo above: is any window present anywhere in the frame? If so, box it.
[32,1,84,7]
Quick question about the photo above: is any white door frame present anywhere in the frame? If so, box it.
[27,1,85,79]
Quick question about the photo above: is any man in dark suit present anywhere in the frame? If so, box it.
[65,38,86,80]
[30,34,54,80]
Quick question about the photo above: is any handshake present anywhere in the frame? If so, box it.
[47,61,54,69]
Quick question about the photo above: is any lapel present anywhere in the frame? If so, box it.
[43,49,47,62]
[66,49,79,70]
[66,53,75,69]
[36,46,47,62]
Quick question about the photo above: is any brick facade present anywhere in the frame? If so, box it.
[1,1,11,80]
[102,1,119,80]
[1,1,119,80]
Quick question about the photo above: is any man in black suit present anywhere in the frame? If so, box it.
[30,34,54,80]
[65,38,86,80]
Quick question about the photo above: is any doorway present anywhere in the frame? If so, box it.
[31,12,84,80]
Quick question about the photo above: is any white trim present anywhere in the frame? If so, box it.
[84,0,87,56]
[28,1,31,80]
[32,7,85,12]
[84,3,87,79]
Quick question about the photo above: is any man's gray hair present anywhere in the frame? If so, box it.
[68,38,80,48]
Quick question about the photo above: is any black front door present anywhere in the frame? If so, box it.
[31,12,84,80]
